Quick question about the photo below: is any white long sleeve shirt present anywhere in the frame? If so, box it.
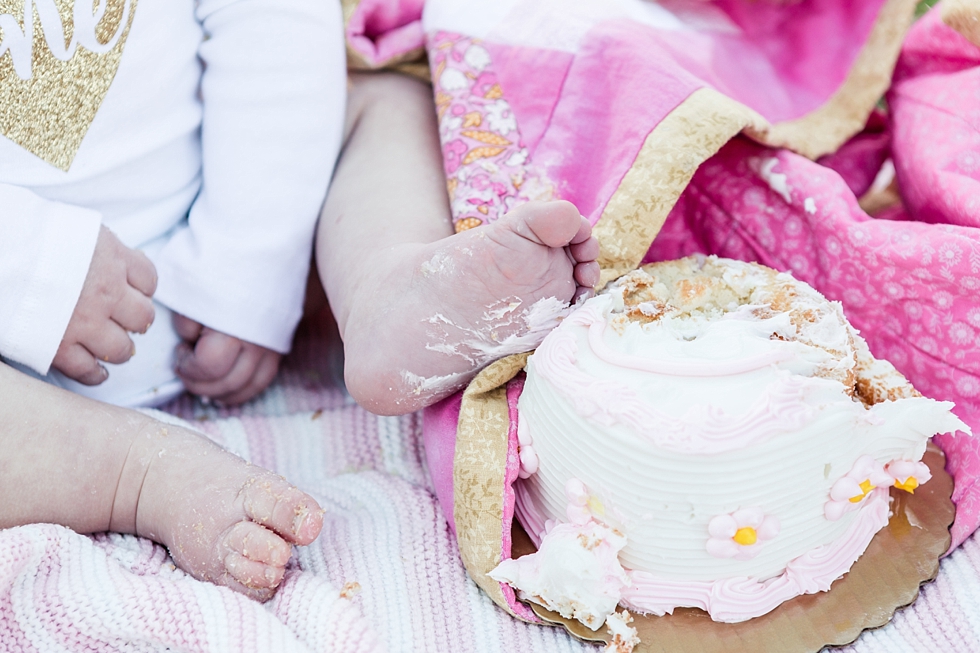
[0,0,346,374]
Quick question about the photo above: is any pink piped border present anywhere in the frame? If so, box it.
[499,374,538,621]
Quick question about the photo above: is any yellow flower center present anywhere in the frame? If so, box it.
[733,527,757,546]
[894,476,919,493]
[587,495,606,518]
[849,479,874,503]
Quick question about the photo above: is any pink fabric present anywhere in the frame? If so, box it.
[0,505,378,653]
[347,0,425,67]
[453,0,889,228]
[708,0,884,116]
[427,33,553,231]
[423,393,463,535]
[483,44,573,156]
[817,110,891,198]
[530,20,704,224]
[890,9,980,228]
[889,8,980,544]
[500,375,537,621]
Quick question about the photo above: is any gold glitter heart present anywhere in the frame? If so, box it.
[0,0,138,171]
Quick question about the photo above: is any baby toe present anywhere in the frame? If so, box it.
[568,235,600,263]
[241,475,324,545]
[574,261,601,289]
[517,201,584,248]
[223,520,292,567]
[223,551,286,593]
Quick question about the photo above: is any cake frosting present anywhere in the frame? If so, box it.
[492,256,968,626]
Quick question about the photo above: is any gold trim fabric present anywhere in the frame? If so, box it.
[453,352,529,618]
[0,0,138,171]
[594,88,769,287]
[595,0,915,283]
[764,0,917,160]
[942,0,980,47]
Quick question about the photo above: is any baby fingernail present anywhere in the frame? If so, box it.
[265,567,279,584]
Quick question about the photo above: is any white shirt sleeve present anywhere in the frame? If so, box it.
[152,0,346,353]
[0,185,101,374]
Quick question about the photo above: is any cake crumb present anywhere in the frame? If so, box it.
[603,610,640,653]
[340,581,362,599]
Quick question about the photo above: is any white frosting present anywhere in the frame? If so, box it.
[603,610,640,653]
[489,517,629,631]
[511,257,969,622]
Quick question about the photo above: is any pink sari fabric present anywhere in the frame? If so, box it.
[424,0,890,230]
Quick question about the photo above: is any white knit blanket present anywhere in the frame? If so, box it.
[2,315,978,652]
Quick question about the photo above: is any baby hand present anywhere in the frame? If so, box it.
[52,226,157,385]
[173,314,282,405]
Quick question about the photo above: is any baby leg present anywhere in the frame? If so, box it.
[0,362,322,601]
[318,73,599,415]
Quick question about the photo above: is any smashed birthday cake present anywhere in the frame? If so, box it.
[489,256,967,629]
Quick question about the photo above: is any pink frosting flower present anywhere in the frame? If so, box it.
[825,455,893,521]
[706,508,780,561]
[517,418,538,479]
[885,459,932,494]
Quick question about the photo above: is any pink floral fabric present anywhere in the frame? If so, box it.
[426,32,554,232]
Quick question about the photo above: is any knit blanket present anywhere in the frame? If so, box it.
[1,310,978,652]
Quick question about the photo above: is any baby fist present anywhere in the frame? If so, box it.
[52,226,157,385]
[173,314,282,406]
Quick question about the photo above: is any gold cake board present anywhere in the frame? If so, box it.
[511,445,953,653]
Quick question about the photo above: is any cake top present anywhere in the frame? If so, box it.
[614,256,858,388]
[526,256,926,455]
[616,256,922,407]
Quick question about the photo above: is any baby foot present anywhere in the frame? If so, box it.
[127,425,323,601]
[341,200,600,414]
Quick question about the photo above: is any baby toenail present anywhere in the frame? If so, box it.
[293,506,310,535]
[265,567,279,584]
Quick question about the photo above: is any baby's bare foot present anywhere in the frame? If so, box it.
[341,200,600,414]
[125,426,323,600]
[0,366,321,601]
